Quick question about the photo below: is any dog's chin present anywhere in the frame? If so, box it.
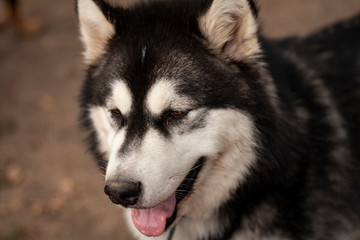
[131,157,205,237]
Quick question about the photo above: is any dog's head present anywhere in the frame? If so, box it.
[77,0,276,237]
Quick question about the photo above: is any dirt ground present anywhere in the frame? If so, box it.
[0,0,359,239]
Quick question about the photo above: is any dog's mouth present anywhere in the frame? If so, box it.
[130,157,205,237]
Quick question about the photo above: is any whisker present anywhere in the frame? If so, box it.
[175,189,192,193]
[169,161,206,179]
[174,192,188,198]
[181,178,197,181]
[98,172,106,178]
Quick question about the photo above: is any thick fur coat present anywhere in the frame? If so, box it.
[77,0,360,239]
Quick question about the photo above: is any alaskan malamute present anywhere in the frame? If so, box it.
[76,0,360,239]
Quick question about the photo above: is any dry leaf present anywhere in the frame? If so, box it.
[31,201,45,216]
[48,196,66,213]
[39,94,55,111]
[5,165,24,185]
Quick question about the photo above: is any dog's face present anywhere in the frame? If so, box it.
[78,0,267,237]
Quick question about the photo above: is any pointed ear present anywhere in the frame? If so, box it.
[199,0,260,61]
[77,0,115,64]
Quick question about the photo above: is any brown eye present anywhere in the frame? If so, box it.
[169,110,186,118]
[110,109,122,118]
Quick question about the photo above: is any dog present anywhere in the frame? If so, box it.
[76,0,360,239]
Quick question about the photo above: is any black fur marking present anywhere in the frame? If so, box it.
[247,0,259,18]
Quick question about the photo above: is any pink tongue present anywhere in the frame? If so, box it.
[131,193,176,237]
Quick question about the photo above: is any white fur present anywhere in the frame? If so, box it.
[109,80,133,116]
[78,0,115,64]
[106,127,128,181]
[199,0,260,60]
[89,106,116,158]
[145,79,194,115]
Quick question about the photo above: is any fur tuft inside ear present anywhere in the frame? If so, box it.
[78,0,115,64]
[199,0,260,61]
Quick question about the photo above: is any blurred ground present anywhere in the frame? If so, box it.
[0,0,359,239]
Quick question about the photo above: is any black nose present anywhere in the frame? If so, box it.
[104,181,141,207]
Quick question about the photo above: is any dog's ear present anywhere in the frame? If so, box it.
[77,0,115,64]
[199,0,260,61]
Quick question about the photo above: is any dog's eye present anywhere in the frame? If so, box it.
[169,110,186,118]
[163,110,190,126]
[110,109,122,118]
